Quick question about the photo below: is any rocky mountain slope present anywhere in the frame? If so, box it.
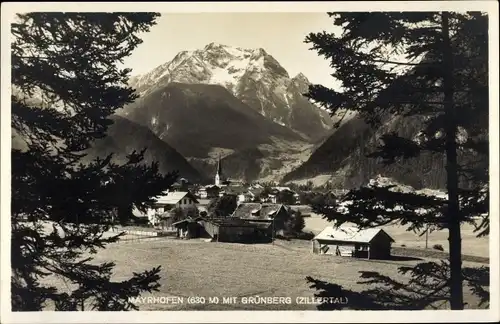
[12,114,204,182]
[82,115,205,181]
[119,82,312,182]
[283,113,486,190]
[129,42,333,140]
[120,82,305,157]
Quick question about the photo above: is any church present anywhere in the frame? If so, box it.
[214,155,224,186]
[197,155,248,200]
[197,156,225,199]
[213,155,245,187]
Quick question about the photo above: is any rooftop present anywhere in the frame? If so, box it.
[201,218,271,229]
[153,191,199,205]
[232,203,287,221]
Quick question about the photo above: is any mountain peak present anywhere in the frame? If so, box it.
[129,43,332,139]
[293,72,309,83]
[204,42,227,50]
[252,47,267,56]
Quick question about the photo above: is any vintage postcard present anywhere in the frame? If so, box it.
[1,1,498,323]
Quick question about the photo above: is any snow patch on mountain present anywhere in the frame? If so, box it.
[129,42,333,139]
[133,43,271,95]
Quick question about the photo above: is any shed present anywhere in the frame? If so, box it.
[200,218,271,243]
[311,226,395,259]
[172,217,203,239]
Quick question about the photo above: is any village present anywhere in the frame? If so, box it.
[125,156,396,260]
[100,155,489,311]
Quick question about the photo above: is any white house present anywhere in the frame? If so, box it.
[237,191,255,203]
[273,186,292,192]
[198,187,208,199]
[268,194,277,204]
[147,191,199,225]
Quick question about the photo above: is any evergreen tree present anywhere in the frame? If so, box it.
[107,149,178,225]
[207,195,237,217]
[169,207,186,223]
[276,189,296,206]
[290,210,305,234]
[305,12,488,310]
[10,12,176,311]
[184,205,199,219]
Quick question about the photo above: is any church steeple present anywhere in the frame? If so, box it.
[215,155,223,186]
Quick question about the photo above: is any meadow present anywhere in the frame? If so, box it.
[43,234,488,311]
[37,214,489,311]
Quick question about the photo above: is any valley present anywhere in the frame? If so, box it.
[117,43,336,183]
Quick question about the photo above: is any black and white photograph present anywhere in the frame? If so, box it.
[1,1,498,323]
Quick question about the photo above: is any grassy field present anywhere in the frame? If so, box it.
[42,235,488,311]
[304,214,489,258]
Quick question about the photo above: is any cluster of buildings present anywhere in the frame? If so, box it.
[140,156,395,260]
[141,157,297,243]
[146,196,293,243]
[197,184,299,204]
[196,157,300,204]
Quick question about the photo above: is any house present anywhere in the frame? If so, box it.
[231,203,291,236]
[311,226,395,260]
[226,179,246,187]
[271,187,299,204]
[267,194,277,204]
[198,187,208,199]
[169,178,191,192]
[146,191,199,225]
[224,185,247,195]
[251,183,263,190]
[237,191,255,203]
[222,185,251,203]
[273,186,292,192]
[199,218,271,243]
[151,191,198,210]
[243,187,264,202]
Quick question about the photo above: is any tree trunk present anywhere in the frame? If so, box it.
[442,11,464,310]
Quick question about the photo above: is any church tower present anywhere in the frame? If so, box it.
[215,155,223,186]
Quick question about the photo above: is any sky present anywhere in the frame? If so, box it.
[122,13,343,88]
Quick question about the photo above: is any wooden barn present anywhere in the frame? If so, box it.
[172,217,204,239]
[311,226,395,260]
[199,218,271,243]
[231,203,291,236]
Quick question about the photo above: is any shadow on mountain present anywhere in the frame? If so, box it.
[284,114,486,191]
[306,261,490,310]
